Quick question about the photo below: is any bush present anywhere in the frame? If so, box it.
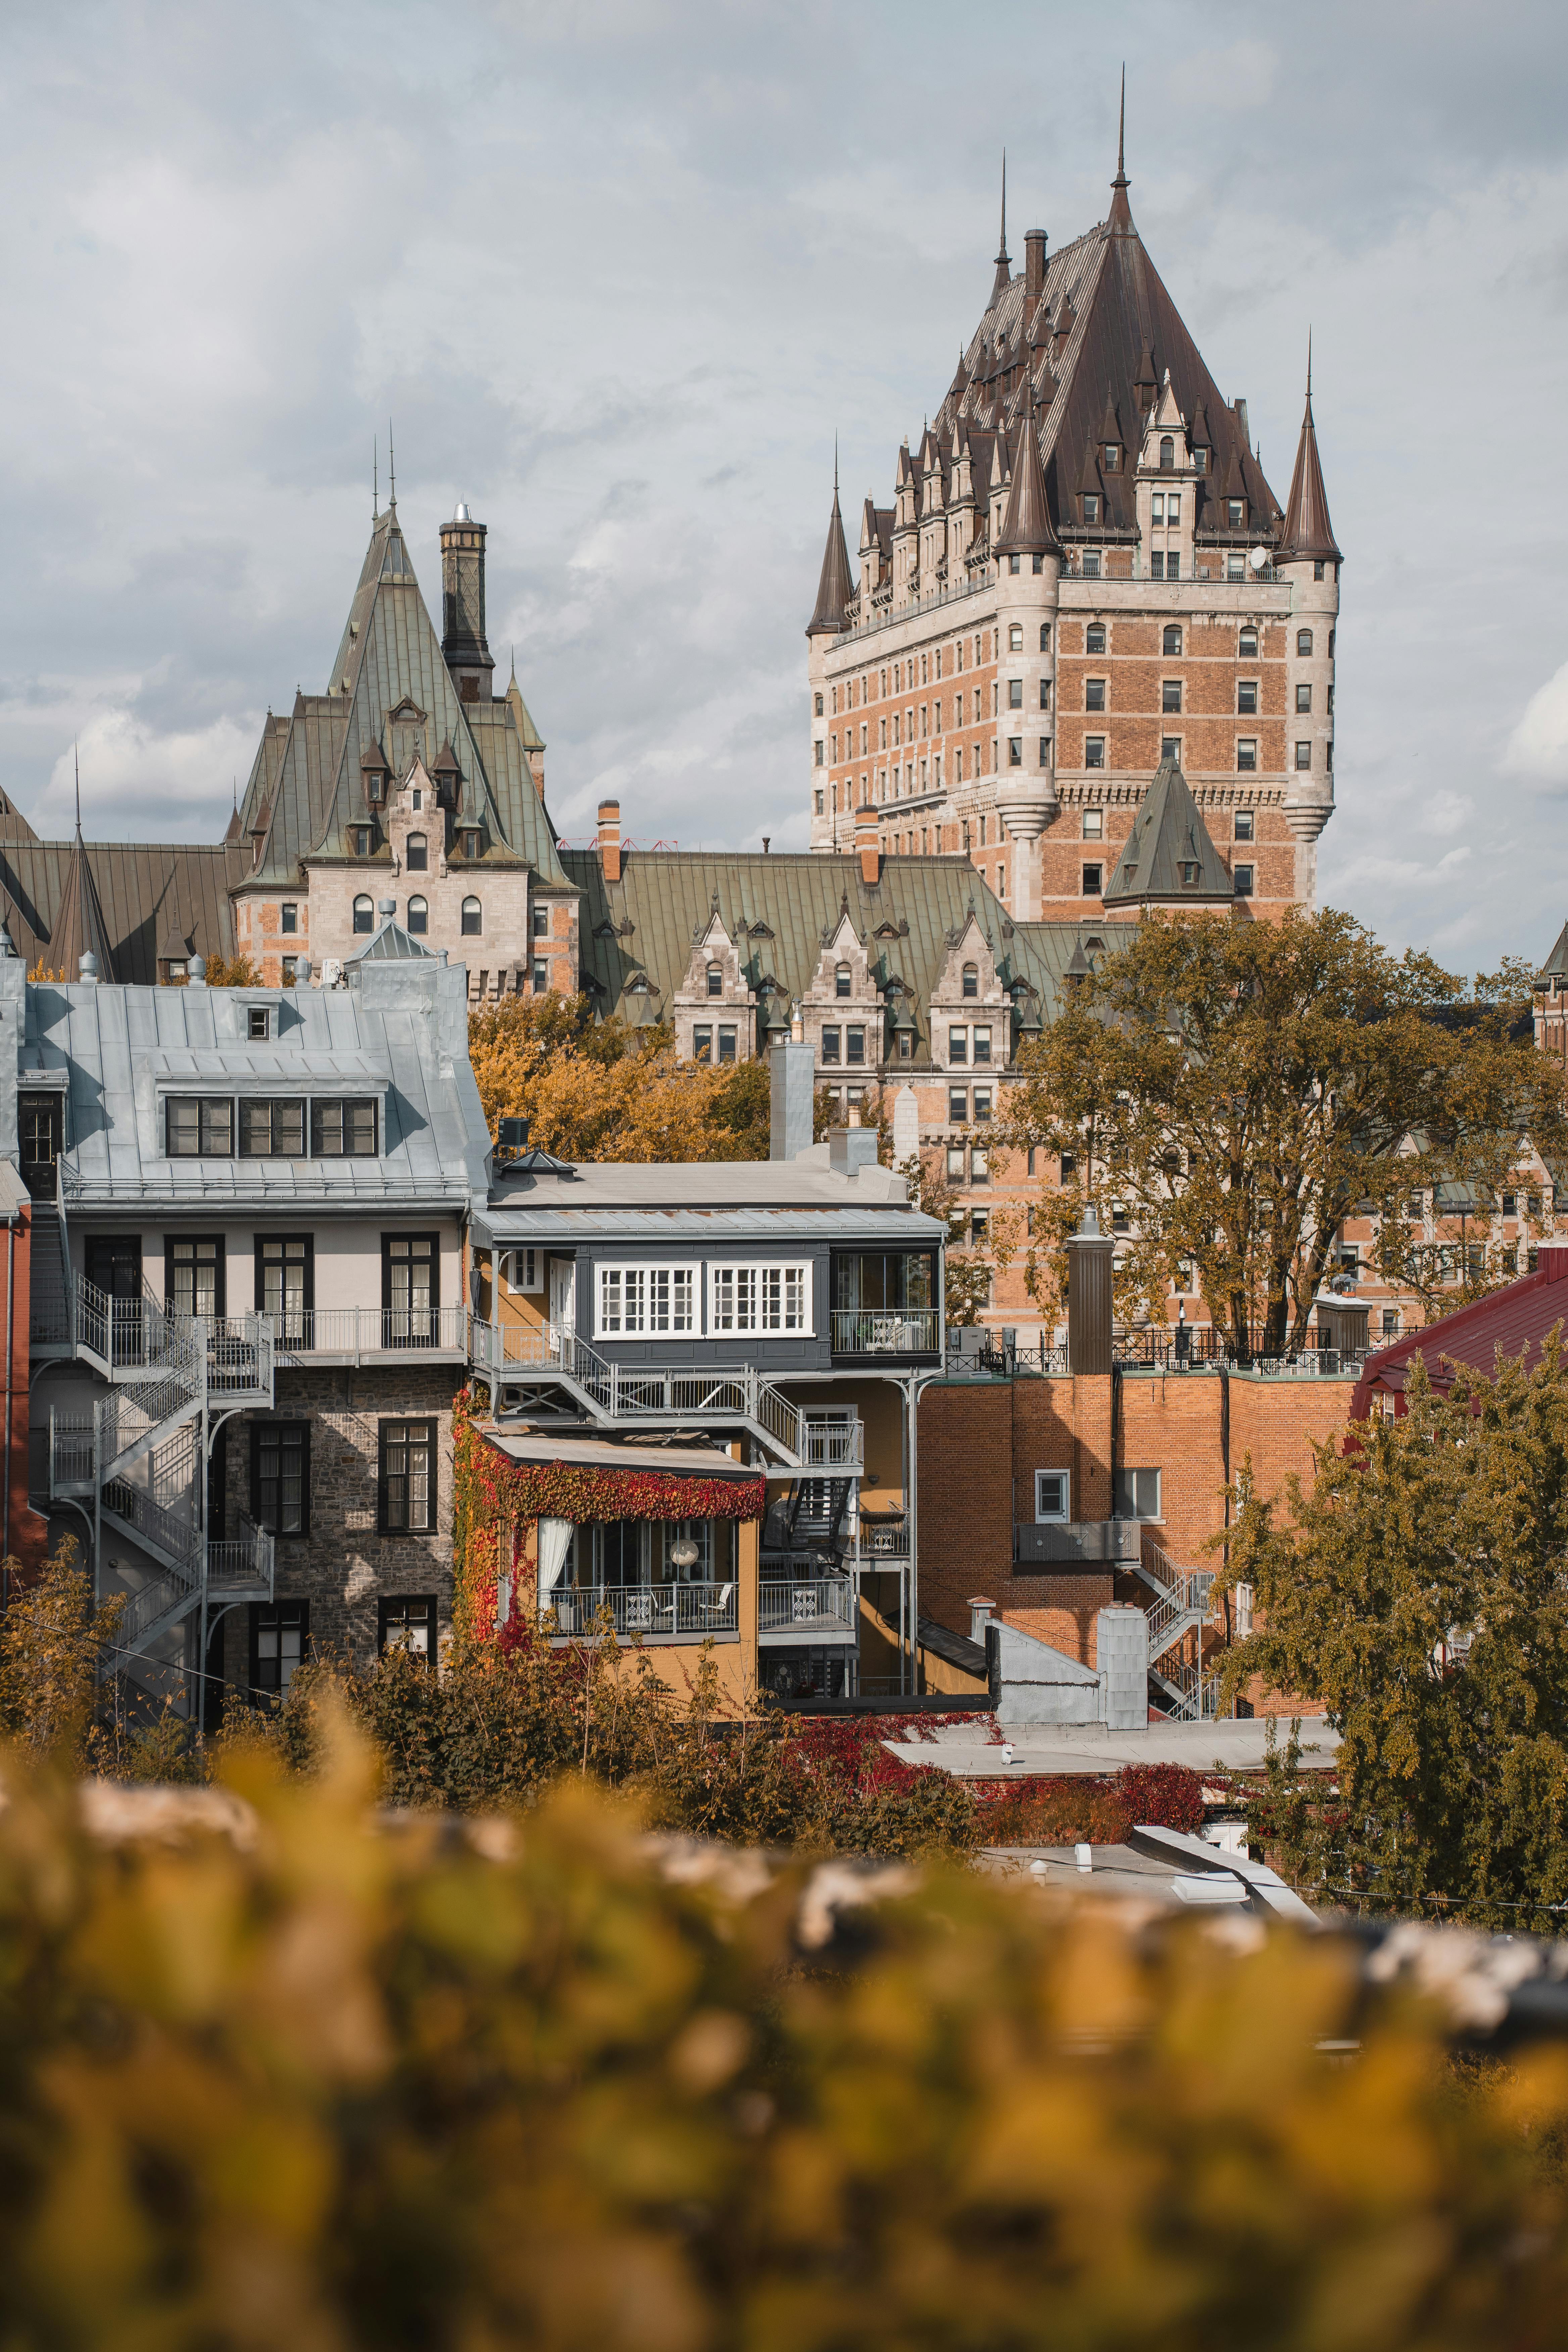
[976,1763,1207,1848]
[0,1731,1566,2347]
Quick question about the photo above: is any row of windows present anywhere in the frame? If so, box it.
[596,1261,812,1338]
[1071,548,1335,583]
[349,825,484,861]
[1080,807,1255,842]
[1078,861,1254,898]
[247,1594,436,1699]
[242,1421,436,1539]
[1032,1467,1161,1524]
[351,894,483,936]
[1081,678,1327,715]
[166,1097,379,1158]
[1080,738,1328,775]
[1078,624,1325,659]
[164,1233,437,1326]
[828,635,994,713]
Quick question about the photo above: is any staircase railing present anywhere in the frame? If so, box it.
[1137,1530,1221,1720]
[467,1317,808,1462]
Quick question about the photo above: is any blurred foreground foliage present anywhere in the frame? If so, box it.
[1,1719,1568,2349]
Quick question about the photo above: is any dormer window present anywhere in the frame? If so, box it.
[1193,447,1208,473]
[461,829,481,861]
[1228,499,1244,528]
[1083,493,1100,524]
[835,963,852,998]
[1104,445,1119,470]
[962,963,978,1000]
[406,832,427,872]
[1160,436,1175,470]
[352,826,373,858]
[1179,861,1199,888]
[248,1008,270,1041]
[411,787,423,811]
[707,963,724,998]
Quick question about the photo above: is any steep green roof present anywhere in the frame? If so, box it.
[1101,759,1233,910]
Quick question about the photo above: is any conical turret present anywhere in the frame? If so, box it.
[806,458,854,637]
[994,372,1061,558]
[50,800,117,982]
[1277,342,1342,565]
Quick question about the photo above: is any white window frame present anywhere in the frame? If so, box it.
[595,1262,698,1338]
[707,1262,813,1336]
[502,1248,543,1295]
[1035,1469,1071,1523]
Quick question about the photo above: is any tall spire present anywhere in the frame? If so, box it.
[991,151,1012,303]
[993,366,1061,559]
[805,456,854,637]
[50,759,117,983]
[73,739,81,834]
[1109,66,1134,232]
[373,436,379,523]
[388,418,396,512]
[1277,335,1342,565]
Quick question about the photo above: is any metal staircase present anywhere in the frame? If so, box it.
[1132,1532,1220,1721]
[48,1273,277,1687]
[471,1320,859,1472]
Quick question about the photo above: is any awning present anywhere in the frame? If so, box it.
[483,1430,752,1479]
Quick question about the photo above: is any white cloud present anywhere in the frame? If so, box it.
[1503,658,1568,788]
[36,708,259,839]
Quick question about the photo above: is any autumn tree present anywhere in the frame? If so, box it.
[999,909,1566,1356]
[1217,1343,1568,1929]
[469,993,770,1162]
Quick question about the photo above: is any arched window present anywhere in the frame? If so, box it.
[1159,435,1175,470]
[1297,628,1314,658]
[962,963,979,1000]
[1039,624,1051,652]
[1239,627,1258,658]
[407,896,428,936]
[1086,623,1106,655]
[706,963,723,998]
[352,895,373,934]
[406,832,428,872]
[1008,624,1023,651]
[1163,624,1182,657]
[835,963,852,999]
[461,897,482,937]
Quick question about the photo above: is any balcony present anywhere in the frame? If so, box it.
[264,1306,469,1363]
[759,1577,856,1644]
[1014,1520,1143,1566]
[830,1309,941,1359]
[542,1582,738,1642]
[801,1416,864,1470]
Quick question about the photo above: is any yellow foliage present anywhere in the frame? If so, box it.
[470,993,769,1162]
[0,1736,1565,2346]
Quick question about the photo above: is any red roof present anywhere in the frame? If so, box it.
[1350,1246,1568,1418]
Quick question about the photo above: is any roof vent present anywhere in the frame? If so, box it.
[377,897,396,917]
[454,500,471,522]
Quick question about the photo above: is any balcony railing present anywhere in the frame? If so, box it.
[264,1306,469,1359]
[207,1522,276,1592]
[543,1582,738,1640]
[831,1309,940,1357]
[801,1417,864,1470]
[759,1578,856,1636]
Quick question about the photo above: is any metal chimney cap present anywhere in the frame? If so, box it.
[454,500,471,522]
[1076,1206,1101,1236]
[378,897,396,916]
[295,954,312,983]
[78,950,97,981]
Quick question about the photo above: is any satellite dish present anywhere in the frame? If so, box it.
[1247,546,1269,573]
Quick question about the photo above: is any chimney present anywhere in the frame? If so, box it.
[829,1125,879,1176]
[1024,228,1047,300]
[597,798,622,884]
[1065,1206,1114,1375]
[968,1597,996,1645]
[439,504,494,703]
[854,801,881,886]
[769,1036,815,1162]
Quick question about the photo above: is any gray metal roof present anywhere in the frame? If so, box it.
[1101,760,1233,909]
[477,1155,945,1247]
[30,954,490,1210]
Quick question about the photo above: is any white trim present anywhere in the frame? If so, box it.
[501,1247,543,1295]
[707,1261,813,1336]
[594,1261,698,1339]
[1035,1469,1071,1524]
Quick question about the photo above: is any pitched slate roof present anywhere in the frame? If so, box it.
[806,477,855,636]
[46,826,120,981]
[0,789,38,842]
[846,134,1287,575]
[1536,921,1568,984]
[234,506,571,895]
[993,371,1061,557]
[1100,760,1234,910]
[561,848,1127,1057]
[0,842,242,981]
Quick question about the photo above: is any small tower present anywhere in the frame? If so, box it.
[439,502,494,702]
[1276,341,1343,897]
[991,369,1063,917]
[806,458,854,848]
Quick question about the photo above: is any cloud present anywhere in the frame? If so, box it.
[36,707,260,841]
[1503,659,1568,789]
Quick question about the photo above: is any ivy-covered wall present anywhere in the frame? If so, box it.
[451,1387,767,1645]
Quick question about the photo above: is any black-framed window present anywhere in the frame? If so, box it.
[166,1097,234,1156]
[250,1599,309,1697]
[383,1233,438,1341]
[353,893,374,930]
[240,1098,307,1157]
[19,1092,62,1197]
[166,1236,225,1318]
[248,1006,271,1039]
[379,1421,436,1533]
[378,1594,437,1663]
[250,1422,309,1536]
[256,1235,313,1341]
[406,832,428,871]
[312,1098,379,1156]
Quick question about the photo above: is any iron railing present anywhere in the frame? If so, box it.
[468,1319,816,1464]
[265,1305,467,1359]
[759,1579,856,1635]
[542,1582,739,1639]
[831,1309,940,1356]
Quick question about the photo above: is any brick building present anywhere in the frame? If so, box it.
[805,124,1341,927]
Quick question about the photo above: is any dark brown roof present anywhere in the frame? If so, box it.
[1100,760,1234,910]
[994,372,1061,557]
[48,829,119,981]
[0,790,39,844]
[0,842,241,981]
[806,478,854,636]
[1277,357,1342,565]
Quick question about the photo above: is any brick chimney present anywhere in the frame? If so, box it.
[1024,227,1047,299]
[853,802,881,886]
[439,504,494,702]
[1066,1206,1114,1376]
[597,798,622,884]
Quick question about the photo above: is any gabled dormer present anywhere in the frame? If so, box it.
[671,907,756,1065]
[928,913,1010,1073]
[800,905,880,1082]
[1137,374,1196,577]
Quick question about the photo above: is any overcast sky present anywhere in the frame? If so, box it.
[4,1,1568,969]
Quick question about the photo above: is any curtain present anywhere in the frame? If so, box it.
[536,1517,574,1602]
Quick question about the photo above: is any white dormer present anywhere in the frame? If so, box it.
[1137,374,1195,581]
[928,914,1010,1073]
[672,910,756,1065]
[800,909,881,1084]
